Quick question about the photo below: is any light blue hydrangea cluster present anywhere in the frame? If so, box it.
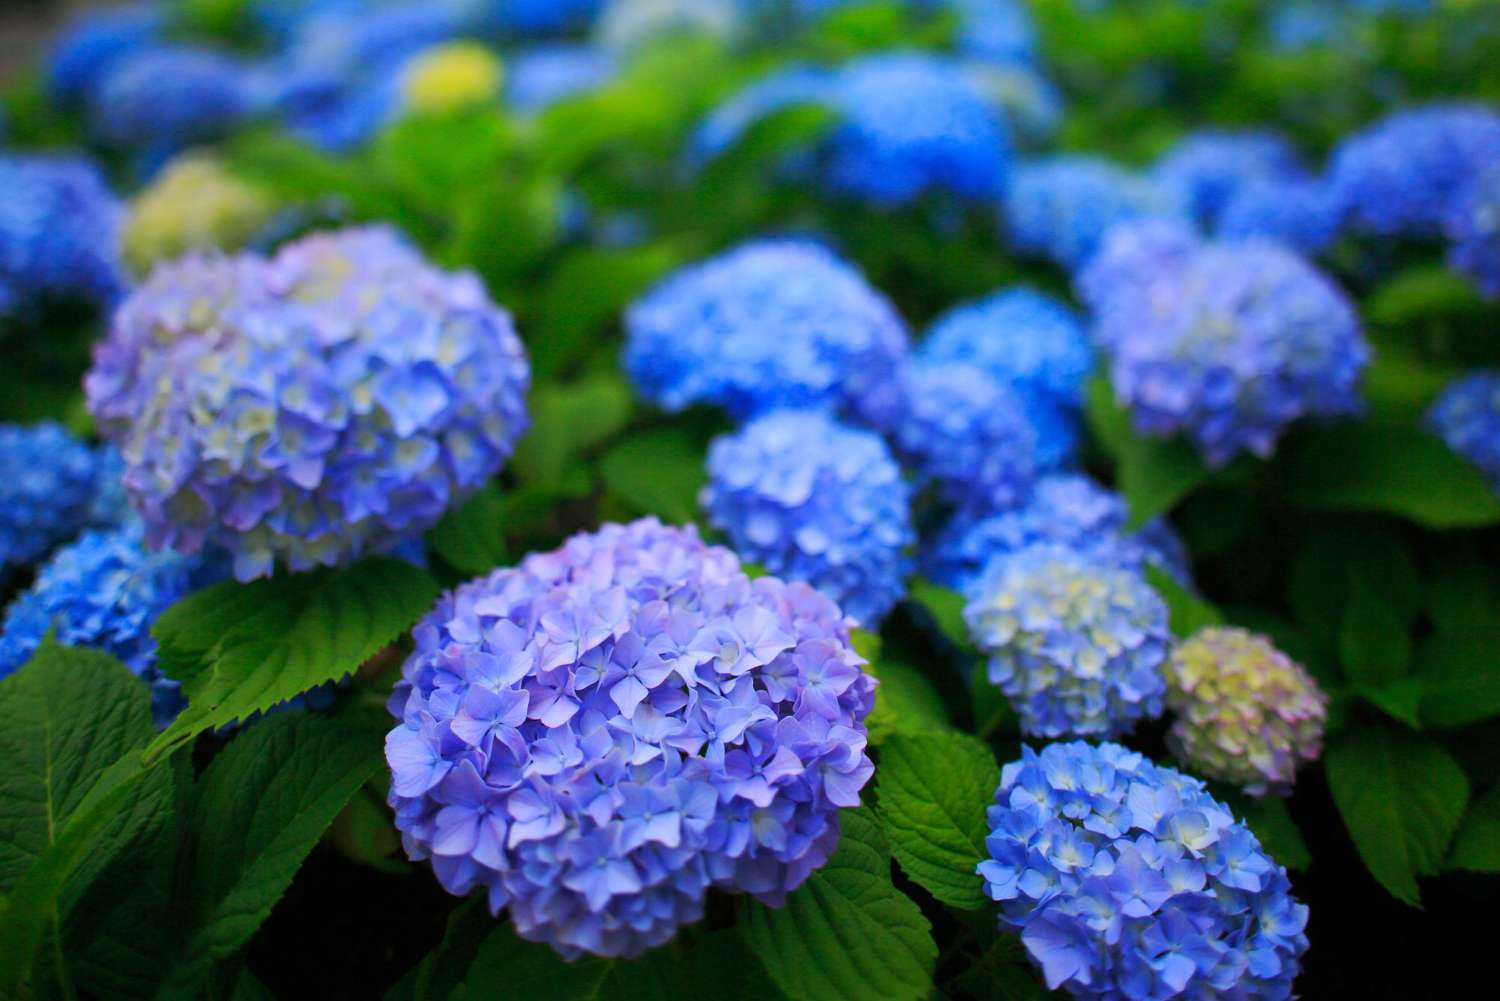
[1427,372,1500,493]
[1327,103,1500,237]
[623,239,907,419]
[89,46,256,153]
[0,154,124,320]
[1075,218,1200,329]
[0,521,227,727]
[507,44,618,114]
[1004,156,1188,270]
[1447,163,1500,299]
[964,543,1169,739]
[924,474,1190,592]
[1084,226,1368,466]
[85,225,530,581]
[951,0,1038,64]
[385,518,876,958]
[1152,130,1304,225]
[979,741,1309,1000]
[0,423,101,570]
[702,410,913,625]
[45,1,162,105]
[1218,178,1342,256]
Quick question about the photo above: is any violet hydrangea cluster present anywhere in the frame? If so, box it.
[964,543,1169,739]
[1426,371,1500,493]
[0,153,124,320]
[1165,627,1329,798]
[623,239,907,419]
[978,741,1310,1000]
[702,409,913,626]
[85,225,530,581]
[0,521,227,727]
[1083,226,1368,466]
[384,518,876,958]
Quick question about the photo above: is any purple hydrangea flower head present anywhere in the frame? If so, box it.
[923,474,1190,592]
[1086,233,1368,466]
[1446,162,1500,299]
[1427,371,1500,492]
[0,154,124,320]
[0,521,227,726]
[85,226,530,581]
[979,741,1309,999]
[1153,130,1304,225]
[823,51,1012,205]
[885,362,1041,509]
[702,410,913,626]
[964,543,1169,739]
[622,239,908,420]
[1075,218,1200,335]
[1218,178,1342,256]
[1166,627,1328,797]
[1004,156,1189,270]
[0,423,101,570]
[46,1,162,105]
[1327,103,1500,237]
[385,518,876,958]
[89,46,255,150]
[507,44,617,114]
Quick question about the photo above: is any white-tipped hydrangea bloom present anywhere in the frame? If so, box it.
[702,409,913,625]
[385,518,875,958]
[623,239,907,420]
[85,226,530,581]
[964,543,1169,739]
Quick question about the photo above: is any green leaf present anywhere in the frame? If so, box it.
[1325,725,1468,906]
[530,246,681,381]
[876,732,998,909]
[1355,679,1426,729]
[1145,565,1222,639]
[598,428,707,524]
[427,484,508,577]
[1287,523,1420,647]
[1426,557,1500,631]
[1338,576,1413,687]
[1448,785,1500,874]
[150,557,438,746]
[1416,628,1500,729]
[956,935,1050,1001]
[741,808,936,1001]
[908,579,976,655]
[1366,264,1484,327]
[1279,422,1500,529]
[386,897,493,1001]
[512,375,636,491]
[1219,790,1311,871]
[863,657,951,744]
[1086,375,1211,526]
[162,710,388,990]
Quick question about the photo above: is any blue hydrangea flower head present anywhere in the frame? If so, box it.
[0,522,227,727]
[979,741,1309,999]
[1427,371,1500,492]
[0,422,99,570]
[85,226,531,581]
[952,0,1037,64]
[90,46,255,150]
[924,474,1191,591]
[1218,178,1342,255]
[964,543,1170,739]
[454,0,604,35]
[623,239,908,420]
[1075,218,1200,334]
[823,51,1012,205]
[886,362,1041,509]
[0,154,124,320]
[46,1,162,104]
[1153,130,1304,225]
[703,410,914,625]
[507,44,617,114]
[1328,103,1500,237]
[385,518,876,958]
[1004,156,1189,271]
[1088,234,1368,466]
[1446,162,1500,299]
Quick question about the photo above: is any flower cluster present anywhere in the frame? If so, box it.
[924,474,1190,592]
[0,522,227,727]
[0,422,122,571]
[45,2,161,105]
[86,226,530,581]
[623,239,907,419]
[1217,178,1342,255]
[978,741,1309,1000]
[964,543,1169,739]
[1004,156,1187,271]
[121,155,276,278]
[1447,162,1500,299]
[1327,103,1500,236]
[1427,371,1500,492]
[1165,628,1329,797]
[507,44,617,114]
[400,41,504,116]
[0,154,123,320]
[89,46,255,151]
[385,518,876,958]
[702,409,913,626]
[1152,130,1304,225]
[1084,228,1368,466]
